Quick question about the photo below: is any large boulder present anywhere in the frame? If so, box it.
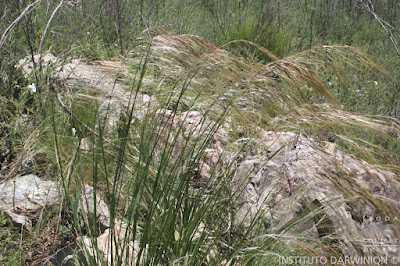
[233,130,400,258]
[17,54,156,134]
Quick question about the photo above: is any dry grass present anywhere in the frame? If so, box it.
[128,33,398,165]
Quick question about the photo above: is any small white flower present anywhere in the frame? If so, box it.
[27,83,36,94]
[328,82,332,86]
[374,81,378,86]
[72,128,77,136]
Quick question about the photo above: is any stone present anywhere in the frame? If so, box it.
[17,53,156,134]
[0,174,61,228]
[232,130,400,258]
[78,185,111,229]
[81,219,146,265]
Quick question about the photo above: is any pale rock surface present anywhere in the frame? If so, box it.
[82,219,145,265]
[78,186,146,264]
[0,174,61,228]
[233,130,400,258]
[18,54,156,132]
[17,51,400,261]
[78,184,111,229]
[154,109,225,180]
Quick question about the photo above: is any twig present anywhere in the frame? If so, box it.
[0,0,42,49]
[38,0,64,68]
[359,0,400,58]
[55,90,102,139]
[54,89,119,148]
[0,8,8,28]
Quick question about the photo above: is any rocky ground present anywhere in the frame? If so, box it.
[1,34,399,264]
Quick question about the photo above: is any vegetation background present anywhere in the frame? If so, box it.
[0,0,399,264]
[2,0,399,115]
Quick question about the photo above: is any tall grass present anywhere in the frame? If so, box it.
[2,0,399,118]
[1,1,399,264]
[34,35,396,264]
[48,58,259,264]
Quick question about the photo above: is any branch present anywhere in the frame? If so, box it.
[0,8,9,29]
[55,90,103,139]
[55,89,127,150]
[359,0,400,58]
[38,0,64,56]
[0,0,42,49]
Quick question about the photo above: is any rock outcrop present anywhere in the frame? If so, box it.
[233,130,400,258]
[13,35,400,263]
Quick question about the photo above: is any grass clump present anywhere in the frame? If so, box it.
[0,1,399,264]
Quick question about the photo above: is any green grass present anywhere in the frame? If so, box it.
[0,0,399,264]
[0,208,74,265]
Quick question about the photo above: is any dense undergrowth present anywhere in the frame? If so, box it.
[0,0,399,265]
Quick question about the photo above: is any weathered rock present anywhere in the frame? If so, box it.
[81,219,146,265]
[55,59,155,128]
[153,109,226,180]
[17,48,400,262]
[18,53,156,133]
[180,111,205,138]
[193,221,206,241]
[0,174,61,228]
[78,185,111,229]
[233,130,400,258]
[45,185,133,265]
[79,138,91,152]
[17,53,60,77]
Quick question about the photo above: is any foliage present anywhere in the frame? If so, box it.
[0,0,399,264]
[0,209,73,265]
